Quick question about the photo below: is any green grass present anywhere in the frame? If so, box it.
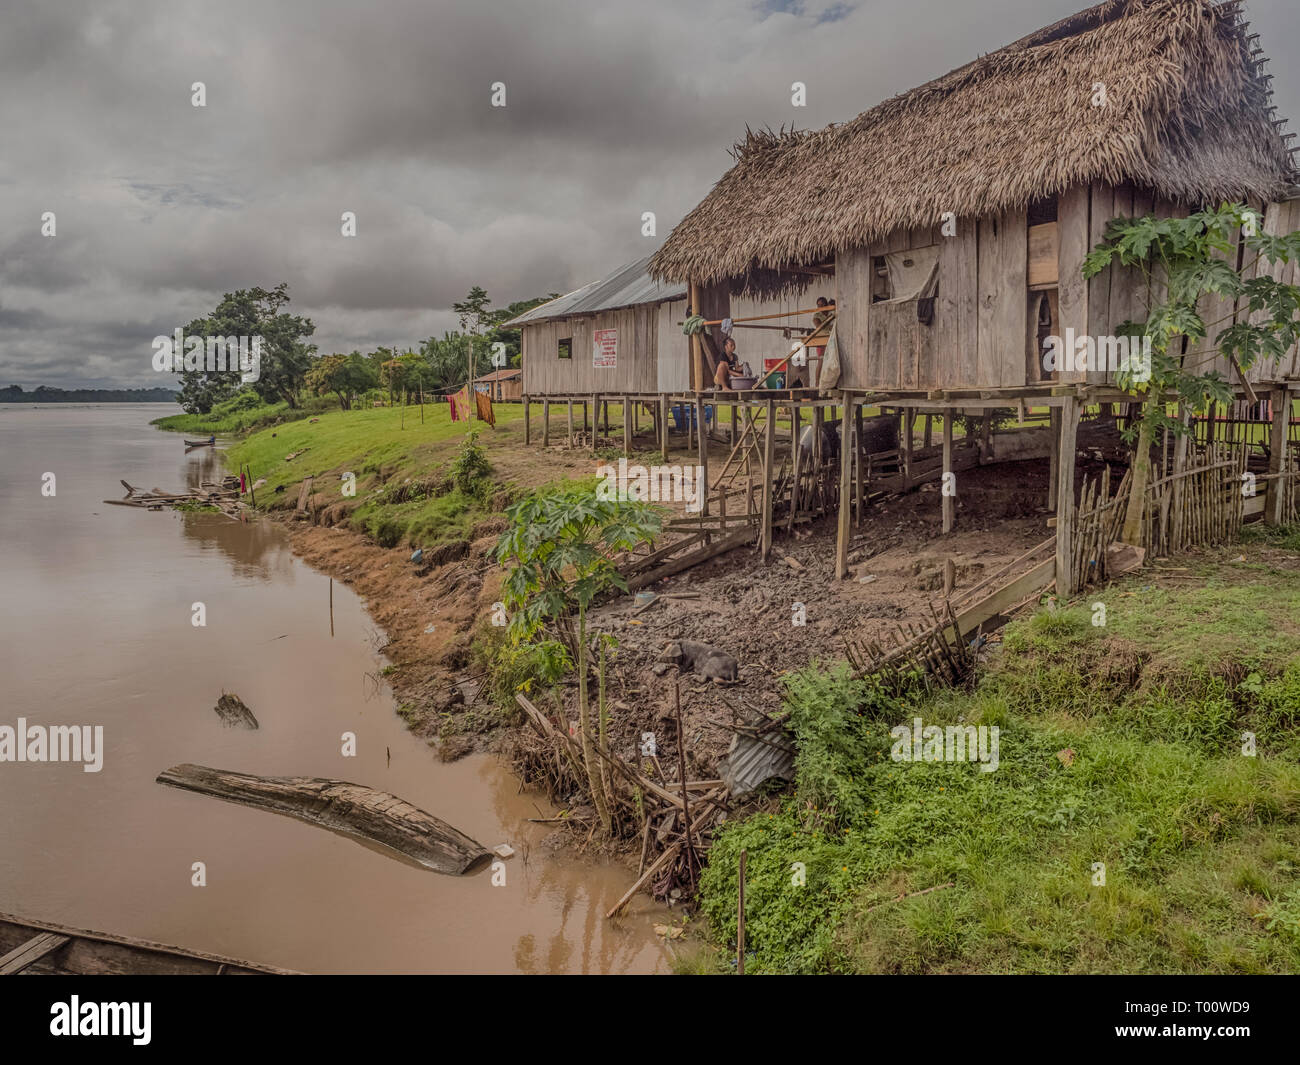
[697,533,1300,973]
[222,400,541,549]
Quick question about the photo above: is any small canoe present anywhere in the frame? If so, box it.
[184,437,216,447]
[0,911,296,975]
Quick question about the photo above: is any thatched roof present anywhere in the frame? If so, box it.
[650,0,1294,296]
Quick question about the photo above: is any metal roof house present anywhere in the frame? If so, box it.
[507,255,690,397]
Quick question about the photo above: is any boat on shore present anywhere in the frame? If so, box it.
[184,436,216,447]
[0,911,297,975]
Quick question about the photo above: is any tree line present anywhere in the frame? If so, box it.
[172,283,555,414]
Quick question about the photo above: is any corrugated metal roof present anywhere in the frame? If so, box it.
[505,255,687,327]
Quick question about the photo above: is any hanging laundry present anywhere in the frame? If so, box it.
[474,390,496,427]
[447,394,459,422]
[451,387,473,423]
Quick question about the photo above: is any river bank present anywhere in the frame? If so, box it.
[174,398,1300,972]
[1,405,671,973]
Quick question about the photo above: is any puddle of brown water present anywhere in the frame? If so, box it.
[0,405,671,973]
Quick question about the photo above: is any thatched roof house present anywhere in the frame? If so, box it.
[651,0,1293,298]
[650,0,1297,395]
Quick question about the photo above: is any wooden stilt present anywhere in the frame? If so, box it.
[1048,407,1061,512]
[542,399,550,447]
[901,409,913,490]
[1055,397,1080,595]
[942,408,954,534]
[761,398,775,562]
[660,395,670,460]
[623,395,631,457]
[788,403,801,532]
[590,394,598,453]
[567,399,574,449]
[835,398,853,578]
[523,396,530,445]
[696,394,710,518]
[1266,387,1289,525]
[854,402,865,527]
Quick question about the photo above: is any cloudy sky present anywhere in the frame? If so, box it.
[2,0,1297,389]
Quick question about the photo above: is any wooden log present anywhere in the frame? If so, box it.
[156,764,492,875]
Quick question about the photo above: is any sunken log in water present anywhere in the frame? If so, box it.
[156,764,492,875]
[213,692,259,729]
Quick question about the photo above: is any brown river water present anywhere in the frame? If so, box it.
[0,404,669,973]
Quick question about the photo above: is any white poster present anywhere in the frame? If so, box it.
[592,327,617,369]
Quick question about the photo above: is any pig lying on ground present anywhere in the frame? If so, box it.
[655,639,740,685]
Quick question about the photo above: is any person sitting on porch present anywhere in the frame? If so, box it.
[714,337,740,390]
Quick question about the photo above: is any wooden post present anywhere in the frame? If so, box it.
[980,411,992,462]
[590,394,598,453]
[567,399,574,449]
[1055,396,1080,595]
[835,397,853,578]
[523,396,530,445]
[1266,387,1289,525]
[1048,407,1061,512]
[854,402,865,527]
[623,396,631,457]
[788,403,801,532]
[901,409,913,490]
[660,395,670,460]
[737,849,747,976]
[942,408,954,534]
[542,399,550,448]
[761,398,775,561]
[696,394,709,517]
[923,414,933,449]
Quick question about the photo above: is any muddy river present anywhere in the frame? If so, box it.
[0,404,668,973]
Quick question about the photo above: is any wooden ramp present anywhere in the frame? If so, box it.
[0,912,297,975]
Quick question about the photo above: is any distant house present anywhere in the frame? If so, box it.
[474,367,523,402]
[506,255,689,397]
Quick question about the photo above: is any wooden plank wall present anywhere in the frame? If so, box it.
[521,305,660,394]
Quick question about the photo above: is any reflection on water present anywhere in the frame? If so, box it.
[0,405,668,973]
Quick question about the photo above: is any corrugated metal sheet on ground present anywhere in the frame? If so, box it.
[506,255,686,327]
[719,729,796,800]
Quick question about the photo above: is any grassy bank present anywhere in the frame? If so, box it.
[222,399,558,548]
[692,528,1300,974]
[152,391,337,435]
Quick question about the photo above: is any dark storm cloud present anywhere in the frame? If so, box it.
[0,0,1297,387]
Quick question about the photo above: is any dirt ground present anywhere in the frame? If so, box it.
[284,448,1057,789]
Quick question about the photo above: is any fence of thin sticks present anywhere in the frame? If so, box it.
[843,601,973,688]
